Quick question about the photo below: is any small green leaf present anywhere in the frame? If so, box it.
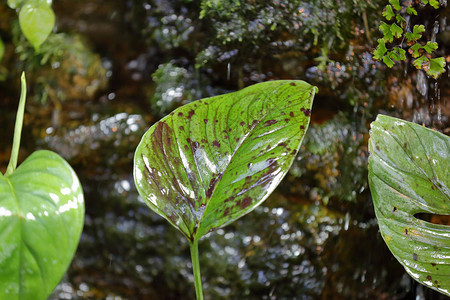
[389,0,401,10]
[423,41,438,54]
[396,15,406,28]
[134,81,317,241]
[383,54,395,68]
[380,22,394,42]
[383,5,395,21]
[373,39,387,60]
[18,1,55,51]
[390,23,403,39]
[0,38,4,62]
[412,55,429,70]
[427,57,446,79]
[429,0,439,8]
[406,6,418,15]
[393,47,406,60]
[409,43,423,58]
[369,114,450,297]
[406,25,425,42]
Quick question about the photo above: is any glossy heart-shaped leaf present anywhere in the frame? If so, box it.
[368,115,450,296]
[0,150,84,300]
[134,80,317,241]
[19,1,55,50]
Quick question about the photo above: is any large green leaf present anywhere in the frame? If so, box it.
[0,150,84,299]
[18,1,55,50]
[134,80,317,241]
[368,114,450,296]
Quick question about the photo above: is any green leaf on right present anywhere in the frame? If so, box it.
[423,41,438,54]
[18,1,55,51]
[134,81,317,241]
[369,114,450,297]
[405,25,425,42]
[427,57,446,79]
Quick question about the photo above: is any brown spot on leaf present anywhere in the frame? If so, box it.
[413,253,418,261]
[303,109,311,116]
[290,82,296,86]
[279,142,287,147]
[405,228,408,235]
[393,206,397,212]
[223,207,230,216]
[204,119,208,124]
[426,275,432,281]
[206,173,223,198]
[300,125,305,130]
[291,149,297,155]
[186,138,191,143]
[290,112,294,117]
[240,121,245,126]
[285,119,290,123]
[213,140,220,147]
[265,120,278,126]
[239,197,252,209]
[178,112,183,117]
[179,126,185,131]
[187,110,195,119]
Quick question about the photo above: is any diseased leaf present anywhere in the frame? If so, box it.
[18,1,55,50]
[413,55,429,70]
[134,81,317,240]
[369,115,450,297]
[409,43,423,58]
[0,150,85,300]
[427,57,446,79]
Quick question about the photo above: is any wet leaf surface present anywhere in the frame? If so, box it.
[369,114,450,296]
[0,150,84,300]
[134,80,317,241]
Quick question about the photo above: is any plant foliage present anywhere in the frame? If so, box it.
[7,0,55,50]
[0,74,84,299]
[373,0,446,79]
[134,80,317,241]
[369,114,450,296]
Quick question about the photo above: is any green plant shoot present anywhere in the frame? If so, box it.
[134,80,317,299]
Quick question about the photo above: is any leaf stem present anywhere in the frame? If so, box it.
[5,72,27,176]
[190,239,204,300]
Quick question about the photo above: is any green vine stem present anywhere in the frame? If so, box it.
[5,72,27,176]
[190,239,204,300]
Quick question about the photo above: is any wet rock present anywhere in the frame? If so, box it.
[38,112,147,167]
[289,113,368,204]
